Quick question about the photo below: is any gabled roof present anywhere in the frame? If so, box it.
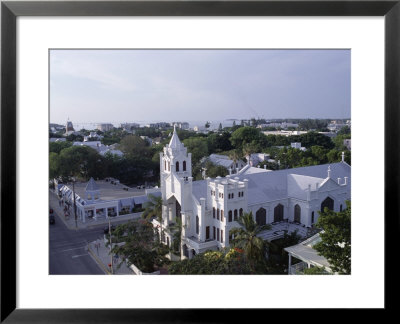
[85,177,99,192]
[191,162,350,205]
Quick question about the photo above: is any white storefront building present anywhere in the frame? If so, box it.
[156,127,351,259]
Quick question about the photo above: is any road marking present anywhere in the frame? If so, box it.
[72,254,88,258]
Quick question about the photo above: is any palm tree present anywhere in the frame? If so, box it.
[230,211,271,272]
[142,194,164,243]
[228,149,241,174]
[167,217,183,260]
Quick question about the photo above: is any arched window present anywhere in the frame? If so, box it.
[176,161,179,172]
[196,215,199,234]
[256,208,267,226]
[239,208,243,216]
[340,204,343,212]
[232,193,234,199]
[164,160,166,170]
[221,230,223,243]
[213,207,216,218]
[294,204,301,223]
[321,197,334,212]
[183,160,186,171]
[274,204,284,222]
[234,209,238,221]
[228,210,232,222]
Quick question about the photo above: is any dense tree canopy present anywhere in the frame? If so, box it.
[168,248,251,274]
[314,201,351,274]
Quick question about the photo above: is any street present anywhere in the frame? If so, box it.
[49,210,106,275]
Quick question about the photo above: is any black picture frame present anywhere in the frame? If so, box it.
[1,0,398,322]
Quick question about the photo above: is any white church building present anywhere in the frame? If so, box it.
[156,127,351,259]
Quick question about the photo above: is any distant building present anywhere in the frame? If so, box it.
[343,139,351,150]
[121,123,140,131]
[97,123,114,132]
[290,142,306,151]
[247,153,270,167]
[263,130,308,137]
[65,119,75,136]
[205,154,246,175]
[193,125,207,133]
[83,132,102,142]
[146,122,171,129]
[173,122,189,130]
[72,141,123,157]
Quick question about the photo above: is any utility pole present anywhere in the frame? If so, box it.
[109,217,113,274]
[72,177,77,229]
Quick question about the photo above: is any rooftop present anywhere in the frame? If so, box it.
[64,180,148,201]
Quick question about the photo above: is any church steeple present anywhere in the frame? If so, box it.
[169,125,182,149]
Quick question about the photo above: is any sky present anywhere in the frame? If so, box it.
[50,49,350,127]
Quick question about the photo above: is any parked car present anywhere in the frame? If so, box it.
[49,214,55,225]
[103,225,116,234]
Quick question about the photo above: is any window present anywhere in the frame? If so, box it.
[232,193,234,199]
[168,162,170,171]
[217,208,220,220]
[340,204,343,212]
[217,228,220,241]
[213,207,216,218]
[196,215,199,234]
[228,210,232,222]
[164,160,166,170]
[311,211,315,224]
[176,161,179,172]
[239,208,243,217]
[222,193,224,198]
[228,193,231,199]
[221,230,223,243]
[206,226,210,239]
[183,160,187,171]
[221,210,224,222]
[234,209,238,221]
[213,226,216,239]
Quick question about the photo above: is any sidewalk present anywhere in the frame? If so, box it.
[49,189,142,230]
[87,238,134,275]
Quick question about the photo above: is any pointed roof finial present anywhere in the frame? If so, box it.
[341,152,345,162]
[327,165,331,178]
[85,177,99,191]
[169,124,182,148]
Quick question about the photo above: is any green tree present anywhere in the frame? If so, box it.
[49,141,72,154]
[57,145,106,181]
[49,152,60,179]
[183,137,208,164]
[110,220,168,273]
[168,248,251,274]
[142,194,164,243]
[303,266,329,275]
[230,126,263,150]
[205,121,210,129]
[167,216,183,260]
[314,201,351,274]
[230,211,271,273]
[204,161,228,178]
[119,135,150,157]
